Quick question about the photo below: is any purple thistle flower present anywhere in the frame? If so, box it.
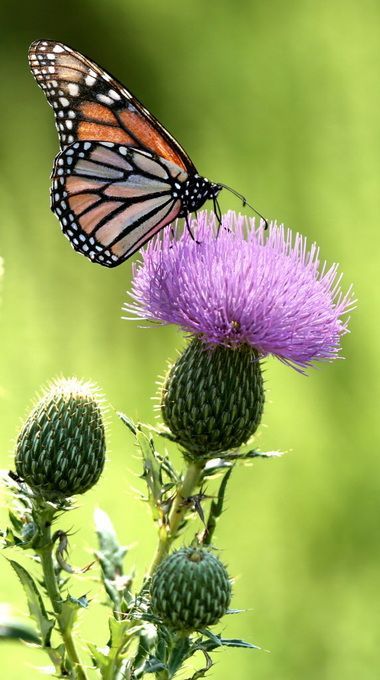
[124,211,355,371]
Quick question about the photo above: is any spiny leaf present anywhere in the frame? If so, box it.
[202,467,233,546]
[88,642,110,672]
[59,595,89,631]
[193,630,261,651]
[198,628,222,647]
[94,508,128,578]
[108,616,144,651]
[167,635,191,676]
[8,559,54,645]
[136,430,163,518]
[141,422,178,443]
[202,458,232,477]
[8,509,23,533]
[0,618,40,644]
[2,527,23,548]
[139,656,167,674]
[117,412,138,435]
[132,623,157,671]
[224,449,285,461]
[216,636,261,649]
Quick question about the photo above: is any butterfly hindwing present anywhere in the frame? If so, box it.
[51,141,185,266]
[28,40,195,171]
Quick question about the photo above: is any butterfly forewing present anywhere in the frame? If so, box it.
[51,141,184,266]
[28,40,195,172]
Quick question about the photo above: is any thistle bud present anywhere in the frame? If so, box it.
[150,546,231,631]
[160,338,264,458]
[15,378,106,500]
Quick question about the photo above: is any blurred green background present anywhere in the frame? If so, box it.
[0,0,378,678]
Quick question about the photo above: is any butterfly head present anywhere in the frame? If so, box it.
[177,174,222,217]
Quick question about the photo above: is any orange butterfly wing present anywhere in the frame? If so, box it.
[28,40,195,173]
[51,141,185,266]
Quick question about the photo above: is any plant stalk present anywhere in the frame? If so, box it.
[148,460,204,577]
[38,512,89,680]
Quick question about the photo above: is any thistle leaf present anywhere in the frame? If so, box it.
[118,411,138,435]
[224,449,285,461]
[167,636,191,676]
[59,595,89,631]
[2,527,23,548]
[8,509,23,533]
[94,507,132,612]
[140,656,167,674]
[194,630,260,651]
[94,508,128,578]
[202,467,233,546]
[88,642,110,672]
[217,636,261,649]
[8,559,54,645]
[135,429,164,519]
[0,618,40,644]
[132,623,157,671]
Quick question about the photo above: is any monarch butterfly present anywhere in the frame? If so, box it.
[29,40,265,267]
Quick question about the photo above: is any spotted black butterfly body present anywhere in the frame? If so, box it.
[28,40,222,267]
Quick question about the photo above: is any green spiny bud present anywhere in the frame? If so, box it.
[160,337,264,458]
[150,546,231,631]
[15,378,106,500]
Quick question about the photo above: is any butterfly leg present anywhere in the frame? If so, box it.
[185,214,201,244]
[213,196,222,227]
[213,196,229,237]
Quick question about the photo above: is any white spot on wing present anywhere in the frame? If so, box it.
[108,89,121,101]
[97,94,114,106]
[67,83,79,96]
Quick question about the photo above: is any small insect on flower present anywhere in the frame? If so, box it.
[125,210,355,372]
[28,40,265,266]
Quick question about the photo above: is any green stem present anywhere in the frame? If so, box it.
[38,514,89,680]
[148,460,204,577]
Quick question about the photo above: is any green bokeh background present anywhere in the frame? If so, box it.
[0,1,378,678]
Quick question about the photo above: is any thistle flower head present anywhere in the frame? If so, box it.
[150,547,231,631]
[15,377,106,500]
[125,211,355,371]
[160,337,264,456]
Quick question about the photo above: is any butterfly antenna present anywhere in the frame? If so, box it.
[218,183,269,229]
